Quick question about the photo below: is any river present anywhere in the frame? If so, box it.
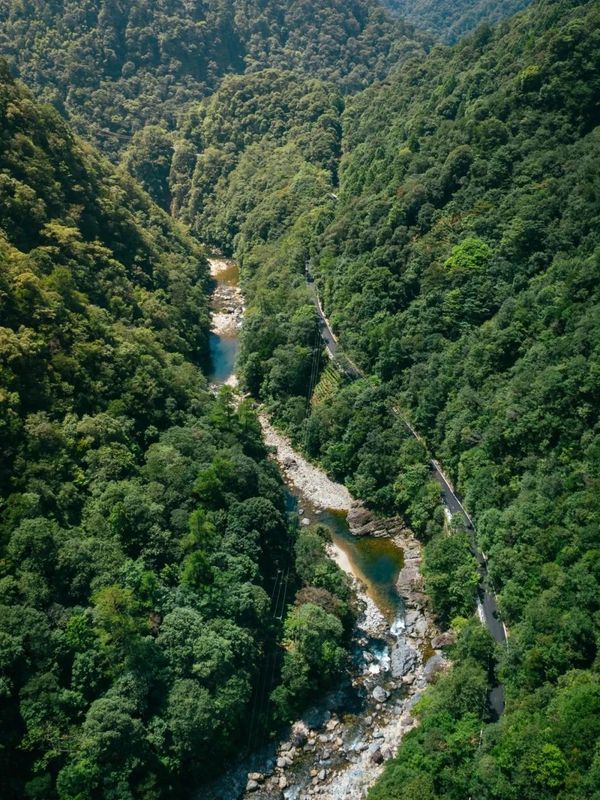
[204,257,442,800]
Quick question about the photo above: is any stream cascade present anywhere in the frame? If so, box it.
[204,257,451,800]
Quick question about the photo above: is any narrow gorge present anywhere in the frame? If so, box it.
[204,257,450,799]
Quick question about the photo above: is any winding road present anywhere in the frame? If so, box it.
[306,265,507,717]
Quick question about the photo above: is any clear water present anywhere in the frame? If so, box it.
[208,259,241,384]
[209,333,239,383]
[289,495,405,621]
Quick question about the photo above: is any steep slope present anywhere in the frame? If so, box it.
[205,0,600,796]
[0,65,352,799]
[0,0,426,159]
[384,0,532,42]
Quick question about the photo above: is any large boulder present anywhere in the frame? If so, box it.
[372,685,389,703]
[431,631,456,649]
[347,503,409,538]
[390,643,418,678]
[424,654,447,683]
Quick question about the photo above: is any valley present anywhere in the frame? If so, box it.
[0,1,598,799]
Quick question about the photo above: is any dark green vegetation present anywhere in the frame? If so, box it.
[384,0,532,42]
[0,66,352,799]
[1,0,599,797]
[0,0,426,160]
[186,0,600,796]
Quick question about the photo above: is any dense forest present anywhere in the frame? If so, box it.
[1,0,599,798]
[384,0,532,42]
[180,0,599,797]
[0,65,353,799]
[0,0,426,160]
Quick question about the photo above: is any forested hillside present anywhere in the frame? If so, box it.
[1,0,599,797]
[0,65,352,799]
[0,0,425,159]
[209,0,600,796]
[384,0,532,42]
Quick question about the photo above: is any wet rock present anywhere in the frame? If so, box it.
[246,779,259,792]
[302,706,330,730]
[390,643,418,678]
[248,772,264,783]
[372,685,389,703]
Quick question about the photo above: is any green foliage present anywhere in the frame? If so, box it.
[0,0,427,169]
[205,1,600,796]
[0,67,343,799]
[270,525,352,721]
[423,526,480,625]
[384,0,532,43]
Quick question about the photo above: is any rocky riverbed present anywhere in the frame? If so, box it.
[212,426,454,800]
[259,415,353,513]
[209,257,244,336]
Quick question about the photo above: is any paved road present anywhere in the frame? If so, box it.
[306,269,362,379]
[307,279,339,358]
[307,269,506,717]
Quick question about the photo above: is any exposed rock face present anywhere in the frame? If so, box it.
[396,538,427,606]
[424,653,447,682]
[347,503,410,538]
